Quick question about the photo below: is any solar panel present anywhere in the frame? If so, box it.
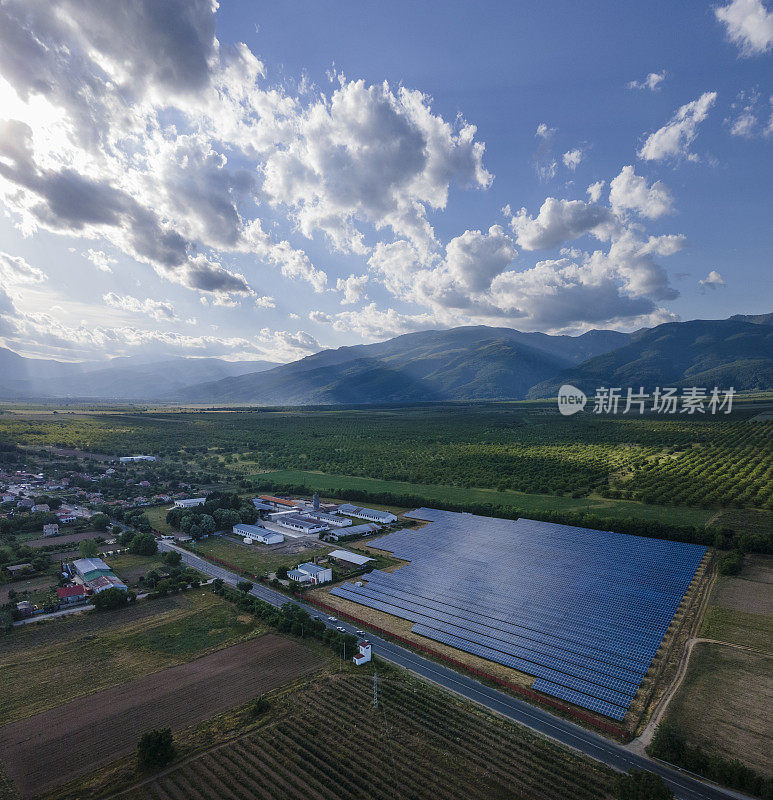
[331,509,705,720]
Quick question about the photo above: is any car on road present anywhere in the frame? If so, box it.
[327,616,337,621]
[336,626,346,632]
[356,630,365,636]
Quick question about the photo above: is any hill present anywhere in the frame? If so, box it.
[528,318,773,398]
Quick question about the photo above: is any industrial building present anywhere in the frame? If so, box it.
[72,557,128,594]
[258,495,303,510]
[287,562,332,585]
[274,514,329,535]
[304,510,352,528]
[232,523,284,544]
[338,504,397,524]
[328,549,374,566]
[174,497,206,508]
[119,455,156,462]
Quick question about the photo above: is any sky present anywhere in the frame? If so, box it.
[0,0,771,364]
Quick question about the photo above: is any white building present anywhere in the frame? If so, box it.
[328,549,374,567]
[232,523,284,544]
[56,511,77,523]
[174,497,206,508]
[119,455,156,462]
[338,504,397,524]
[304,511,352,528]
[274,514,329,535]
[287,562,333,585]
[353,641,372,665]
[43,523,59,537]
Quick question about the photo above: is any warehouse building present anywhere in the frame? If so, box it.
[174,497,206,508]
[287,562,333,585]
[338,504,397,524]
[274,514,329,535]
[304,510,352,528]
[329,549,374,566]
[72,557,127,594]
[232,523,284,544]
[258,495,303,510]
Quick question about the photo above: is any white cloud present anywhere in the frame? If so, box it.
[715,0,773,55]
[336,273,369,305]
[444,225,517,291]
[562,149,583,170]
[627,70,667,91]
[638,92,717,161]
[509,198,617,250]
[609,166,674,219]
[698,270,727,290]
[85,249,115,273]
[322,302,438,341]
[254,295,276,309]
[103,292,177,321]
[586,181,605,203]
[0,251,46,284]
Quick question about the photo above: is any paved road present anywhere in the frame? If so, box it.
[162,541,749,800]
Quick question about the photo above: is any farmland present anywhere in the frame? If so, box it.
[0,591,262,724]
[123,670,617,800]
[187,535,329,576]
[1,404,770,525]
[0,635,323,798]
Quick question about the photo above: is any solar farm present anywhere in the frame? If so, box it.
[330,508,707,721]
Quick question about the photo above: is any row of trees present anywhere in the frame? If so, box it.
[165,491,258,539]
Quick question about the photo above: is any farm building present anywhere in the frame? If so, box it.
[353,641,372,665]
[251,498,275,511]
[43,523,59,537]
[304,511,352,528]
[232,523,284,544]
[274,514,329,535]
[258,495,303,510]
[6,563,32,576]
[174,497,206,508]
[72,557,127,593]
[287,562,333,585]
[119,455,156,462]
[56,585,86,604]
[337,523,381,538]
[329,549,374,567]
[338,504,397,524]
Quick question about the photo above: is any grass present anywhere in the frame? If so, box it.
[189,535,329,576]
[701,606,773,651]
[105,552,167,587]
[253,468,713,527]
[143,503,175,535]
[0,591,263,724]
[665,643,772,775]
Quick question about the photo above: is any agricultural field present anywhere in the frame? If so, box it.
[661,555,772,776]
[0,591,262,724]
[121,671,617,800]
[24,529,109,549]
[106,552,169,588]
[0,635,323,799]
[0,404,770,518]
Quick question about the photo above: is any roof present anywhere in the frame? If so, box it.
[338,504,395,520]
[88,575,127,591]
[297,562,329,576]
[73,557,109,573]
[259,495,300,508]
[329,549,374,566]
[57,585,85,598]
[287,568,310,580]
[233,523,263,534]
[340,523,381,536]
[277,514,326,530]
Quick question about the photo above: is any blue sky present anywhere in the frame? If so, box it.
[0,0,770,362]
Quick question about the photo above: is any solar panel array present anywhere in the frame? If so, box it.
[331,508,706,720]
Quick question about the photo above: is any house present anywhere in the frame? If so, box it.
[232,523,284,544]
[328,549,374,567]
[338,504,397,524]
[73,557,127,593]
[56,511,77,523]
[17,497,34,509]
[43,523,59,537]
[353,641,372,665]
[56,585,86,604]
[32,503,50,513]
[288,562,332,585]
[2,493,15,503]
[273,514,329,535]
[119,455,156,462]
[15,600,35,618]
[258,495,303,510]
[174,497,206,508]
[304,511,352,528]
[87,574,128,593]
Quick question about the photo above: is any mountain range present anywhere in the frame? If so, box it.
[0,314,770,404]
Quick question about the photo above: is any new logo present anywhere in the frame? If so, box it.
[557,384,587,416]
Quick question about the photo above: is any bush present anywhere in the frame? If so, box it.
[236,580,253,593]
[250,695,271,716]
[137,728,176,771]
[91,587,130,611]
[0,610,13,633]
[162,550,182,566]
[78,538,99,558]
[128,532,158,556]
[718,550,744,575]
[615,770,673,800]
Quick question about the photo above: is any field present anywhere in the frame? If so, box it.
[189,535,329,576]
[0,591,262,724]
[107,552,170,587]
[144,505,175,535]
[1,404,770,521]
[123,670,617,800]
[253,468,713,527]
[0,635,323,798]
[24,530,108,549]
[661,555,772,775]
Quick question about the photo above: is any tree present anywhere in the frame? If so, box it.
[237,580,253,593]
[128,532,158,556]
[137,728,176,771]
[276,565,289,579]
[91,587,129,611]
[0,610,13,633]
[162,550,182,566]
[78,538,100,558]
[615,770,673,800]
[91,513,109,531]
[119,530,136,547]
